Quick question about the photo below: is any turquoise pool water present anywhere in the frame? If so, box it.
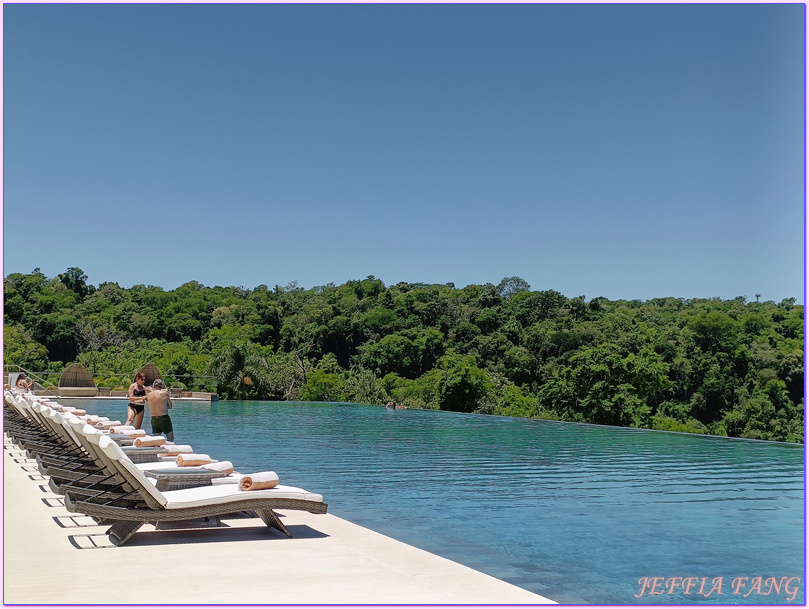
[75,399,804,604]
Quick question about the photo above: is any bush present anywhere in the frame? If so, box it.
[299,370,344,402]
[651,414,708,434]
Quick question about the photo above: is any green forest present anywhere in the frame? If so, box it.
[4,268,804,443]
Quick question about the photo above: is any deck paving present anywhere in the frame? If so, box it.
[3,437,556,605]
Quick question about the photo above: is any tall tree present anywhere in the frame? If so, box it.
[497,276,531,299]
[58,267,91,299]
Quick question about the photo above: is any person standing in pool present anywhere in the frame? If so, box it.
[146,378,174,441]
[125,372,148,429]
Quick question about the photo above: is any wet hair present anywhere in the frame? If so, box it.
[135,372,146,381]
[153,379,166,389]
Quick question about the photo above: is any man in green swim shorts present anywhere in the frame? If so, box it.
[146,378,174,441]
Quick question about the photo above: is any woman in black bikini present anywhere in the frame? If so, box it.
[125,372,149,429]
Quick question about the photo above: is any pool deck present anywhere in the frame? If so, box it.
[3,437,556,605]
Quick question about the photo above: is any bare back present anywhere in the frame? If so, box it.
[146,389,171,417]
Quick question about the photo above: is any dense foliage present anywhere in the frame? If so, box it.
[4,268,804,443]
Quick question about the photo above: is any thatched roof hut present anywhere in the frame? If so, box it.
[137,363,164,387]
[59,363,97,388]
[58,363,99,397]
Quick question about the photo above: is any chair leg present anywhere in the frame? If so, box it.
[107,520,143,546]
[256,508,291,538]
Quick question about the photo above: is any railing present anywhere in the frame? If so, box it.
[5,365,219,401]
[82,373,217,393]
[4,366,217,394]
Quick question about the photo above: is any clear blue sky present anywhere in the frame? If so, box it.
[3,3,805,303]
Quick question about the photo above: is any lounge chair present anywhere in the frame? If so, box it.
[3,393,54,452]
[5,395,88,464]
[7,374,22,393]
[64,434,328,545]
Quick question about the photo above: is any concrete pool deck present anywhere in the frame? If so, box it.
[3,437,556,605]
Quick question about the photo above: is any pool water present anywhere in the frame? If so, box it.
[76,399,804,604]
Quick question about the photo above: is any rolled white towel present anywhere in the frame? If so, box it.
[239,471,279,491]
[200,461,234,475]
[176,454,213,466]
[133,435,167,447]
[160,444,193,456]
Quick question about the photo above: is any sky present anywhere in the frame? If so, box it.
[2,3,805,304]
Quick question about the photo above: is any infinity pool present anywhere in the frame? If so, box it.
[75,399,805,604]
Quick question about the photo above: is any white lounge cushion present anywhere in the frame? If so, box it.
[160,483,324,510]
[211,474,242,485]
[47,410,78,442]
[99,435,168,506]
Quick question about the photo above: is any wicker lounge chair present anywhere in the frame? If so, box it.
[3,393,56,451]
[64,434,328,545]
[5,396,89,466]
